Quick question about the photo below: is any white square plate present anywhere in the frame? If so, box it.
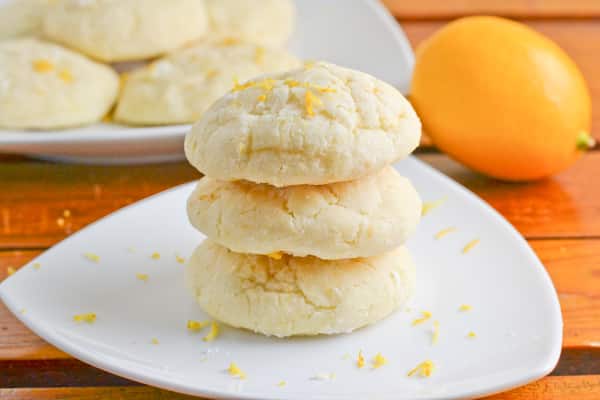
[0,157,562,399]
[0,0,414,164]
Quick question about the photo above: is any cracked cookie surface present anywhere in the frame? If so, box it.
[184,61,421,186]
[185,240,415,337]
[187,167,421,259]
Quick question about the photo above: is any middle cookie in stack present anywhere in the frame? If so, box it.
[184,62,422,337]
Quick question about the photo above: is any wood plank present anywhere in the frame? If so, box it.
[1,238,598,360]
[0,161,200,249]
[384,0,600,19]
[0,376,598,399]
[402,20,600,142]
[420,152,600,238]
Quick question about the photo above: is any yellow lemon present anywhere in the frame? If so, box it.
[411,16,593,181]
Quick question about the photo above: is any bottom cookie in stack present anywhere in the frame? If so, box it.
[185,240,415,338]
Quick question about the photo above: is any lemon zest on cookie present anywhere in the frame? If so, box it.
[58,69,73,83]
[284,79,300,88]
[187,319,210,332]
[203,321,219,341]
[266,251,283,260]
[83,253,100,263]
[228,362,246,379]
[408,360,435,377]
[257,94,267,102]
[305,90,322,117]
[73,313,96,323]
[434,227,456,239]
[372,353,387,369]
[462,239,480,254]
[412,311,432,326]
[357,350,365,368]
[33,59,54,73]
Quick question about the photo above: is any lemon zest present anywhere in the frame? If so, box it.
[277,380,286,387]
[357,350,365,368]
[136,273,149,282]
[459,304,472,312]
[422,198,445,216]
[462,239,480,254]
[431,321,440,345]
[175,255,185,264]
[58,69,73,83]
[203,321,219,341]
[266,251,283,260]
[151,338,159,344]
[257,94,267,102]
[151,252,161,260]
[73,313,96,323]
[467,331,477,338]
[33,59,54,73]
[187,319,210,332]
[84,253,100,263]
[305,90,322,117]
[372,353,387,369]
[407,360,435,377]
[412,311,432,326]
[228,362,246,379]
[434,227,456,239]
[33,263,41,270]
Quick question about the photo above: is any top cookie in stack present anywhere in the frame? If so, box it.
[184,62,422,337]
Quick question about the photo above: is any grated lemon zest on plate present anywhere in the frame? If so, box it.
[151,338,159,344]
[33,263,41,270]
[84,253,100,263]
[33,59,54,73]
[467,331,477,338]
[7,266,16,276]
[462,239,480,254]
[434,227,456,239]
[305,90,322,117]
[357,350,365,368]
[277,380,286,387]
[73,313,96,323]
[459,304,472,312]
[175,255,185,264]
[203,321,219,341]
[372,353,387,369]
[151,252,161,260]
[407,360,435,378]
[187,319,210,332]
[412,311,432,326]
[431,321,440,345]
[136,273,149,282]
[58,69,73,83]
[266,251,283,260]
[228,362,246,379]
[421,198,445,216]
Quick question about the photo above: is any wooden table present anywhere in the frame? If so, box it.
[1,2,599,399]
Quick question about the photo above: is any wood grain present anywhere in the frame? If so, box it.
[1,238,598,359]
[401,20,600,141]
[0,375,598,399]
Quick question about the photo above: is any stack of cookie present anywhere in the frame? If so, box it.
[184,62,422,337]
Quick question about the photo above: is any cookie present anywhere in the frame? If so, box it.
[114,42,300,125]
[185,61,421,186]
[185,240,415,337]
[187,167,421,259]
[42,0,208,62]
[0,38,119,129]
[205,0,294,47]
[0,0,50,40]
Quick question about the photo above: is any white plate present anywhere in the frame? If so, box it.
[0,0,414,164]
[0,157,562,400]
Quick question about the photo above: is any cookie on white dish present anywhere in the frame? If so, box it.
[185,240,415,337]
[0,38,119,129]
[42,0,208,62]
[204,0,294,47]
[187,167,421,259]
[114,42,300,125]
[185,61,421,186]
